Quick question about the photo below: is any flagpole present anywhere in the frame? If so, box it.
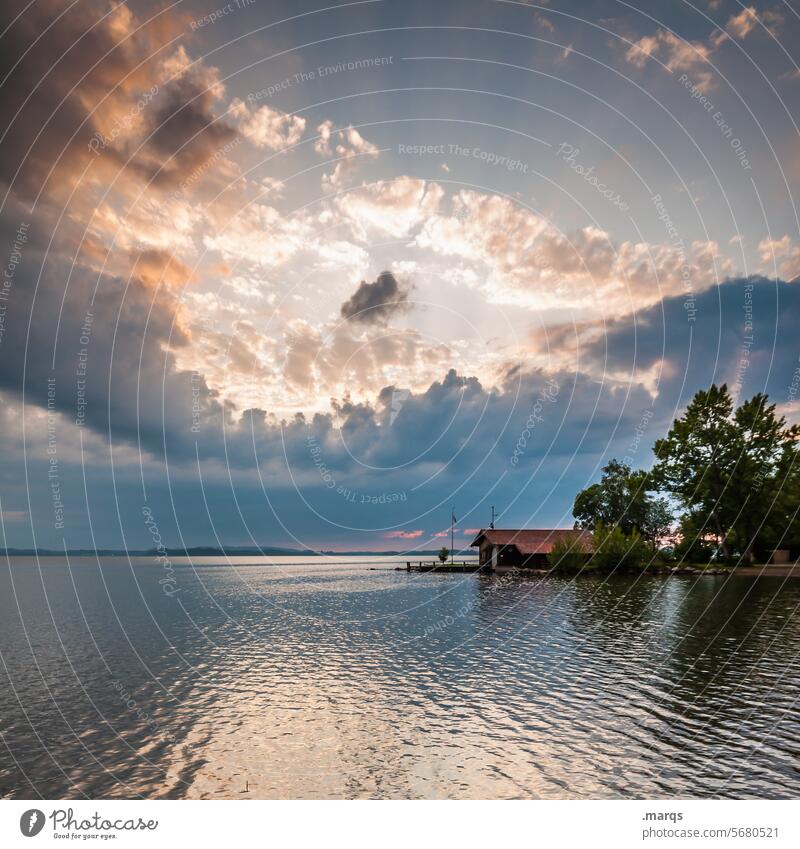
[451,507,454,565]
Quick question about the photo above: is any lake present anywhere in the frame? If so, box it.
[1,556,798,799]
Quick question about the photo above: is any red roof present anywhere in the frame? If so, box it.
[469,528,592,555]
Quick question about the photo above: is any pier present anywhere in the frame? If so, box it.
[405,561,487,573]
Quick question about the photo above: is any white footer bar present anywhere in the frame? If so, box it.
[2,799,797,848]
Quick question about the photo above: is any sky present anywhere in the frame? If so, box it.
[0,0,798,551]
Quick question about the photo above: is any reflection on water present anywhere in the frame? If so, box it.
[1,557,798,799]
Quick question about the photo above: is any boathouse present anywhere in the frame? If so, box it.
[470,528,593,570]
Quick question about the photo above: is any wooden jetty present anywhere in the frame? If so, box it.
[406,561,487,573]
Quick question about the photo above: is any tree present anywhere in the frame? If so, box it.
[438,547,449,563]
[652,384,739,559]
[573,459,651,536]
[727,394,800,561]
[573,460,674,551]
[653,385,799,562]
[673,511,717,563]
[641,497,675,551]
[771,459,800,554]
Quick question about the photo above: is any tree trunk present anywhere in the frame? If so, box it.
[711,509,731,560]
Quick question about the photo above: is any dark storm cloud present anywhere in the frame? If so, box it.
[0,1,235,200]
[138,58,239,190]
[575,276,800,410]
[4,273,797,549]
[340,271,410,324]
[0,245,226,452]
[4,264,796,486]
[0,2,154,198]
[0,1,241,465]
[299,367,654,479]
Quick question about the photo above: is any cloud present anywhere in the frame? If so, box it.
[0,1,185,199]
[314,122,380,191]
[277,316,455,407]
[0,245,230,457]
[539,276,800,410]
[625,34,661,69]
[229,98,305,150]
[0,0,247,317]
[129,248,196,289]
[137,47,239,190]
[340,271,410,324]
[416,190,734,311]
[623,5,783,91]
[385,530,424,539]
[0,1,274,479]
[284,320,324,391]
[335,177,443,238]
[758,235,800,280]
[0,2,798,553]
[625,29,714,90]
[4,273,796,548]
[0,511,27,522]
[724,7,761,40]
[722,6,783,40]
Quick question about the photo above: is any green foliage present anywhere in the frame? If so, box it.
[641,497,675,551]
[591,523,649,571]
[652,383,736,557]
[772,461,800,553]
[653,385,800,562]
[652,547,676,566]
[547,535,591,572]
[573,460,647,535]
[438,546,450,563]
[573,459,674,549]
[674,536,716,564]
[728,394,800,560]
[565,385,800,567]
[673,512,720,563]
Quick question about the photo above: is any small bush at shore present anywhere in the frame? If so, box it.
[591,523,649,571]
[549,524,649,574]
[548,535,593,573]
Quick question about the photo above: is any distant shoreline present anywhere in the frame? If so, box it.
[1,547,472,558]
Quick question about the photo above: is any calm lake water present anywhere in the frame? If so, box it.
[1,556,798,799]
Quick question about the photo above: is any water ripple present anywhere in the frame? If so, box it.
[1,559,798,798]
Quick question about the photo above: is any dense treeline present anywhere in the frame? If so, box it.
[550,384,800,572]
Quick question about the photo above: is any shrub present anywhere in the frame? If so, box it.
[548,535,591,572]
[653,547,675,566]
[592,523,648,571]
[438,546,449,563]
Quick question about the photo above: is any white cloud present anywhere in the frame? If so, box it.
[623,6,783,91]
[315,122,380,191]
[725,7,760,40]
[625,34,661,69]
[416,189,734,311]
[626,29,714,90]
[203,202,314,267]
[335,177,443,238]
[229,98,305,150]
[759,235,800,280]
